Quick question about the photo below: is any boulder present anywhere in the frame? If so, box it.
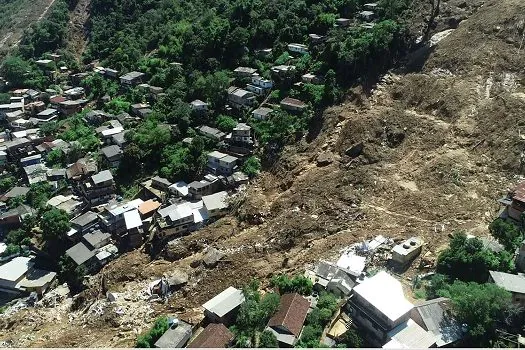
[202,247,225,268]
[316,152,334,167]
[345,142,364,158]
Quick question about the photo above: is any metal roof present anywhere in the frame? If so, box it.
[202,191,228,212]
[70,211,99,227]
[353,271,413,323]
[384,319,436,349]
[0,257,32,282]
[202,286,245,317]
[83,230,111,248]
[66,242,95,265]
[413,298,463,347]
[168,203,193,222]
[124,209,142,230]
[489,270,525,294]
[101,145,122,159]
[91,170,113,184]
[154,321,192,348]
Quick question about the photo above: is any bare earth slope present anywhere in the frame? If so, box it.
[2,0,525,346]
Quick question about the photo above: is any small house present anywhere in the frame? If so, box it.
[1,186,30,202]
[280,97,308,112]
[138,199,161,219]
[190,100,208,114]
[202,191,229,218]
[104,68,119,78]
[154,320,192,348]
[287,43,309,54]
[63,87,85,100]
[188,180,214,199]
[66,158,98,180]
[336,18,351,26]
[35,109,59,123]
[516,239,525,272]
[233,67,257,78]
[59,99,88,116]
[187,323,233,348]
[0,257,56,295]
[202,286,245,325]
[309,34,326,43]
[251,75,273,89]
[151,176,172,192]
[359,10,375,21]
[207,151,238,176]
[69,211,100,239]
[119,71,146,86]
[302,73,322,84]
[131,103,152,118]
[227,86,256,108]
[266,293,310,347]
[46,194,83,216]
[411,297,464,347]
[391,237,423,266]
[252,107,274,120]
[271,65,296,76]
[488,270,525,307]
[65,242,97,270]
[198,125,226,141]
[100,144,123,168]
[169,180,189,197]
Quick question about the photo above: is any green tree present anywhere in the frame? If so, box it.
[489,218,523,252]
[58,255,86,293]
[0,176,15,193]
[26,182,54,209]
[259,330,278,348]
[338,328,363,348]
[216,115,238,132]
[46,149,66,168]
[242,156,261,178]
[270,274,313,295]
[438,280,512,345]
[135,317,170,347]
[436,231,507,282]
[40,208,70,240]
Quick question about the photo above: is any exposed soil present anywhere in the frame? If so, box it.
[2,0,525,347]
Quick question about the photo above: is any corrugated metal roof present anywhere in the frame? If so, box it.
[202,286,245,317]
[489,270,525,294]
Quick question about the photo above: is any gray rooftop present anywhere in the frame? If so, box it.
[154,321,192,348]
[101,145,122,159]
[120,71,145,80]
[91,170,113,185]
[413,297,463,347]
[66,242,95,265]
[83,229,111,248]
[489,270,525,294]
[203,286,245,317]
[70,211,99,227]
[202,191,228,212]
[2,186,30,199]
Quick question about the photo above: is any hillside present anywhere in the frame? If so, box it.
[0,0,524,347]
[0,0,58,56]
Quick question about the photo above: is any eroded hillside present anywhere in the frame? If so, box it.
[2,0,525,346]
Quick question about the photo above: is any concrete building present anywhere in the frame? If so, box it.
[488,270,525,307]
[251,75,273,89]
[227,86,256,108]
[288,43,309,54]
[0,257,56,295]
[190,100,208,114]
[119,71,146,86]
[411,297,464,347]
[233,66,257,77]
[202,191,229,218]
[252,107,274,120]
[346,271,414,346]
[280,97,308,112]
[154,320,192,348]
[101,145,123,168]
[203,286,245,325]
[391,237,423,266]
[81,170,115,206]
[207,151,238,176]
[69,211,100,239]
[501,181,525,221]
[198,125,226,140]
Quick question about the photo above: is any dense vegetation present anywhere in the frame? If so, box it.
[136,317,170,347]
[297,292,339,347]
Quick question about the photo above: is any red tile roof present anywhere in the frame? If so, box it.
[188,323,233,348]
[267,293,310,336]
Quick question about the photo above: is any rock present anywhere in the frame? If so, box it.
[190,259,202,268]
[345,142,364,158]
[166,269,189,290]
[203,247,225,268]
[385,127,405,148]
[316,151,334,167]
[106,292,119,302]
